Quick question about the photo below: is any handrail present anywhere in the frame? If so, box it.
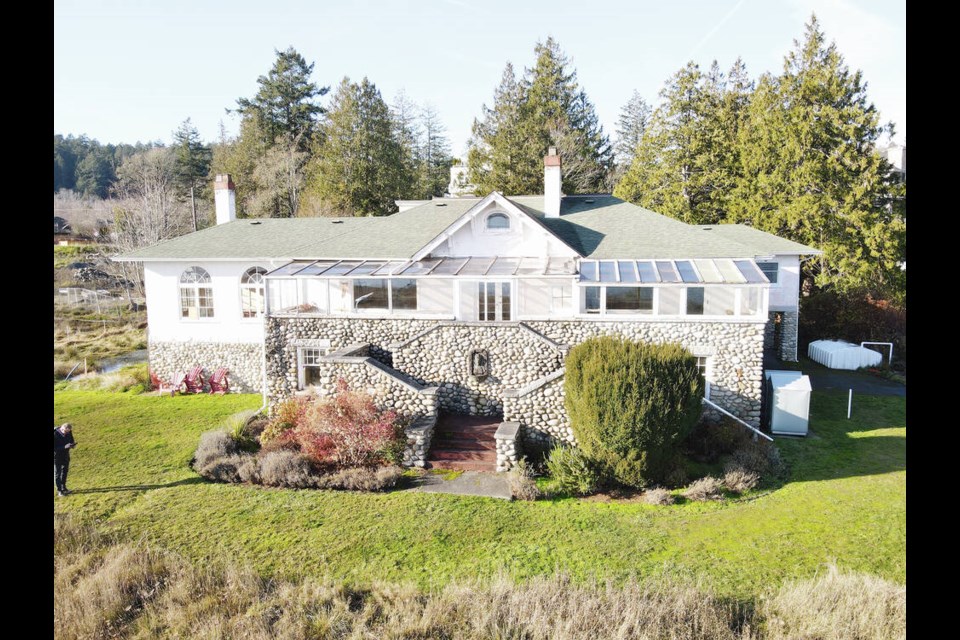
[702,398,774,442]
[860,341,894,366]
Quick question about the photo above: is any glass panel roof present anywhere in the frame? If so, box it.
[715,259,746,283]
[429,257,469,275]
[516,257,547,275]
[458,257,497,276]
[266,261,314,277]
[617,261,638,283]
[400,259,442,276]
[598,261,618,282]
[546,257,577,275]
[636,261,658,283]
[734,260,768,283]
[371,261,409,276]
[487,257,521,276]
[348,261,386,276]
[694,259,723,283]
[675,260,700,283]
[323,261,363,276]
[294,260,340,276]
[655,261,681,283]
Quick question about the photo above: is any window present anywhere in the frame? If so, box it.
[354,279,389,310]
[486,212,510,230]
[240,267,266,318]
[605,286,653,314]
[478,282,511,321]
[696,356,711,398]
[686,287,704,315]
[298,345,330,389]
[584,286,601,314]
[550,284,571,313]
[392,279,418,310]
[740,287,761,316]
[756,261,779,284]
[179,267,214,319]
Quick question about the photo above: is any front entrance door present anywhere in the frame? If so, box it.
[478,281,511,321]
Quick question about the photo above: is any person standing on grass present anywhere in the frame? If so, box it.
[54,423,76,497]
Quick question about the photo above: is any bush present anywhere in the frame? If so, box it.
[194,430,238,470]
[198,454,246,484]
[721,467,760,493]
[545,446,599,496]
[315,466,404,491]
[295,379,405,468]
[565,337,703,488]
[259,451,316,488]
[508,460,540,501]
[224,410,260,451]
[260,397,309,446]
[236,455,261,484]
[682,477,724,502]
[685,418,751,462]
[643,487,675,506]
[729,440,784,479]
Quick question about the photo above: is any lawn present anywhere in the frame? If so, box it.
[53,388,904,597]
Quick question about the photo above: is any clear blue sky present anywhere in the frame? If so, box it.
[54,0,905,157]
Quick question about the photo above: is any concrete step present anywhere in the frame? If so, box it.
[428,449,496,462]
[427,459,497,472]
[430,437,496,451]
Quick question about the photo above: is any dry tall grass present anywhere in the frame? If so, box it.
[54,514,906,640]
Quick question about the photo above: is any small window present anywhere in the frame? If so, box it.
[298,346,329,389]
[584,286,601,314]
[550,285,571,313]
[179,266,214,319]
[756,261,779,284]
[486,212,510,230]
[354,279,389,310]
[391,279,418,310]
[240,267,267,318]
[605,286,653,314]
[686,287,705,315]
[696,356,711,399]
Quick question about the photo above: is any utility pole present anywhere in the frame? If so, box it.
[190,185,198,232]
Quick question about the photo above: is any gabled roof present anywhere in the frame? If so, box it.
[114,193,820,262]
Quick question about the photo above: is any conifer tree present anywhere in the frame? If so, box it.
[614,90,652,170]
[172,118,212,230]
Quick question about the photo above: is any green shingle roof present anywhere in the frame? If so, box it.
[115,194,819,262]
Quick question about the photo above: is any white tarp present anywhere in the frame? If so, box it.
[807,340,883,370]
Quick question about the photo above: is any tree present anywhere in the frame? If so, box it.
[172,118,212,230]
[305,77,412,216]
[249,134,308,218]
[614,60,745,225]
[417,104,454,198]
[467,38,613,195]
[729,15,905,300]
[234,46,328,150]
[391,89,422,198]
[614,90,652,171]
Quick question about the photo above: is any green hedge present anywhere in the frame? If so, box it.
[564,337,703,487]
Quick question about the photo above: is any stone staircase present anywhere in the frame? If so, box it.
[426,414,500,472]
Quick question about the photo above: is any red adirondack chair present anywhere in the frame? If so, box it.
[183,366,205,394]
[208,367,230,394]
[149,369,180,397]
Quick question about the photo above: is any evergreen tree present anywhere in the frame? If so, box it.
[234,46,328,150]
[75,150,112,199]
[172,118,212,230]
[468,38,613,195]
[305,77,411,216]
[614,90,652,170]
[391,89,422,198]
[730,15,905,300]
[418,104,454,198]
[210,118,269,218]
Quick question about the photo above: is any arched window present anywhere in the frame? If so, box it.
[486,212,510,230]
[240,267,267,318]
[179,266,214,319]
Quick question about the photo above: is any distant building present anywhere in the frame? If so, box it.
[447,164,476,197]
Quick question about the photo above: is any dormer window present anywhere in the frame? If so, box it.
[486,212,510,231]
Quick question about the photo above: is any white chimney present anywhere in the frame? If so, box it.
[544,147,562,218]
[214,174,237,225]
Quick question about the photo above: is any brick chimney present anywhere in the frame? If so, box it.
[544,147,561,218]
[214,174,236,225]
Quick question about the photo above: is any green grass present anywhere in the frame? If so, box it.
[53,388,904,597]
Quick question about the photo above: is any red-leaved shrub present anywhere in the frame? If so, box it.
[293,379,405,469]
[260,396,310,446]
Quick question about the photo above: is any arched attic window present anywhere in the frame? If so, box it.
[240,267,267,318]
[486,212,510,230]
[180,267,214,319]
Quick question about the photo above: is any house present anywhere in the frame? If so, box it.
[115,149,820,470]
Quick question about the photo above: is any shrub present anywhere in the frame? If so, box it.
[508,460,540,501]
[260,396,309,446]
[721,467,760,493]
[295,379,405,468]
[315,466,404,491]
[224,410,260,452]
[194,430,237,470]
[729,440,784,479]
[565,337,703,488]
[236,455,262,484]
[685,417,751,462]
[259,451,316,488]
[198,454,246,484]
[643,487,675,506]
[682,477,724,502]
[545,445,599,496]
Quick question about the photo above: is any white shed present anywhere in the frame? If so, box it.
[807,340,883,370]
[764,370,812,436]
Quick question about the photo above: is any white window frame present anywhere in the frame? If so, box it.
[179,266,214,321]
[696,356,711,399]
[484,211,512,234]
[477,280,513,321]
[352,278,419,313]
[240,267,267,319]
[756,261,779,285]
[550,284,572,314]
[297,344,330,389]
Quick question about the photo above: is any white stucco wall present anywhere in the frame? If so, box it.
[144,260,278,343]
[436,200,577,258]
[766,255,800,311]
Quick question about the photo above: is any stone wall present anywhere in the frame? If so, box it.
[404,415,436,468]
[526,320,765,427]
[764,312,779,352]
[503,369,571,450]
[148,341,262,393]
[494,422,522,472]
[391,323,565,416]
[779,310,799,362]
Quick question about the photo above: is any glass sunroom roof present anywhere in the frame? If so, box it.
[579,259,770,284]
[265,256,579,278]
